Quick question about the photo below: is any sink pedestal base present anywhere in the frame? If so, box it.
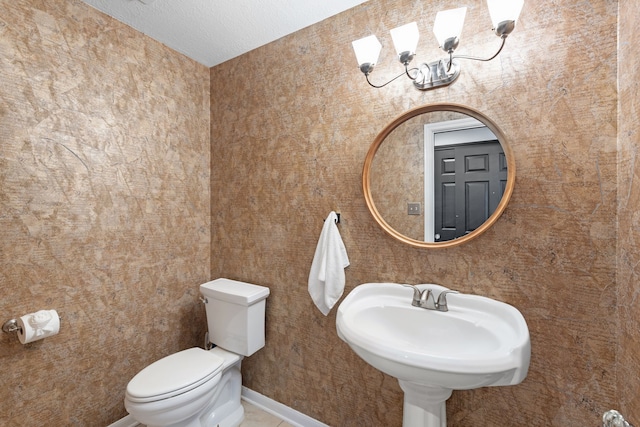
[399,381,452,427]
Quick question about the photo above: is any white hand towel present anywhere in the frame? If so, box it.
[308,211,350,315]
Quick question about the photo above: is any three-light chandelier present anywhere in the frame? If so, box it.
[351,0,524,90]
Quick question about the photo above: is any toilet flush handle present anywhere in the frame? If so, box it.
[204,331,213,350]
[200,296,212,349]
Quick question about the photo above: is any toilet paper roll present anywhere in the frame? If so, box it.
[16,309,60,344]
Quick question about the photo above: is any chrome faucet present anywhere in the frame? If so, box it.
[402,284,458,312]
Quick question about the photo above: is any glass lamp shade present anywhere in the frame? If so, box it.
[432,7,467,50]
[486,0,524,28]
[390,22,420,57]
[352,35,382,67]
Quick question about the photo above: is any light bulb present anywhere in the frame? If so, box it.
[352,35,382,74]
[433,7,467,53]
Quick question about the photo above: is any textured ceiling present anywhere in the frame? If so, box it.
[80,0,368,67]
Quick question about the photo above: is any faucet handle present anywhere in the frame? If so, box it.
[436,290,459,312]
[401,284,423,307]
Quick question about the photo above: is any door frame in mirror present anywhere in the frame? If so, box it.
[362,103,516,249]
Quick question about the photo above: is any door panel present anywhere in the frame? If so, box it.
[434,141,505,241]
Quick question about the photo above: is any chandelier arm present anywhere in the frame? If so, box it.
[447,52,454,72]
[404,65,420,80]
[451,37,507,63]
[365,67,419,89]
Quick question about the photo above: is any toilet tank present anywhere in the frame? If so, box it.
[200,278,270,357]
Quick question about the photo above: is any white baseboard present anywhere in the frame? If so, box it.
[107,414,140,427]
[107,387,328,427]
[241,386,329,427]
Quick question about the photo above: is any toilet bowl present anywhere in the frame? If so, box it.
[124,279,270,427]
[125,348,223,427]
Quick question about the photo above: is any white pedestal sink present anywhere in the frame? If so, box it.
[336,283,531,427]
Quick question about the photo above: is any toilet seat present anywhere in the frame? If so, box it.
[126,348,223,403]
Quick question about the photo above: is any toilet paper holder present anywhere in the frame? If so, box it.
[2,319,21,334]
[2,314,62,335]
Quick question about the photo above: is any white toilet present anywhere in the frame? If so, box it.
[124,278,270,427]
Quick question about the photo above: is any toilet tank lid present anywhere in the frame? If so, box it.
[200,278,270,306]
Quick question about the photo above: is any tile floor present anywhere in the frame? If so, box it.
[135,401,294,427]
[241,401,295,427]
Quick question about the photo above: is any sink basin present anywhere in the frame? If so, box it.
[336,283,531,427]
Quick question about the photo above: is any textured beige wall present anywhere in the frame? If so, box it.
[211,0,620,426]
[0,0,210,425]
[617,0,640,421]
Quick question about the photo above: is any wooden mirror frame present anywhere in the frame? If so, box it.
[363,103,516,249]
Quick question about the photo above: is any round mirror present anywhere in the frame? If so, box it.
[363,103,515,249]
